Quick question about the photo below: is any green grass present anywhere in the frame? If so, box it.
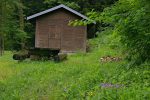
[0,31,149,100]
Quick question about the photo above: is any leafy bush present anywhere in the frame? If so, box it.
[101,0,150,66]
[75,0,150,66]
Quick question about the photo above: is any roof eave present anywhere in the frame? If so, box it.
[27,4,87,20]
[27,4,96,24]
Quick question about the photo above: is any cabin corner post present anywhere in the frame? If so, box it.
[84,25,87,53]
[35,19,38,48]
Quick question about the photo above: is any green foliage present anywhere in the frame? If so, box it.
[69,10,98,26]
[44,0,118,13]
[102,0,150,66]
[0,0,28,50]
[44,0,80,10]
[5,29,27,50]
[81,0,150,66]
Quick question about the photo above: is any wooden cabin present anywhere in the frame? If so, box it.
[27,4,92,53]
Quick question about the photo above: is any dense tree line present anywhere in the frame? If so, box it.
[0,0,27,51]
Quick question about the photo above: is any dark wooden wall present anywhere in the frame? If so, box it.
[35,9,87,52]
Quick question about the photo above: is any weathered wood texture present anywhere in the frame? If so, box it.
[35,9,87,52]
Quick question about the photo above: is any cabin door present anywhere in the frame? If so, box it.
[48,25,61,49]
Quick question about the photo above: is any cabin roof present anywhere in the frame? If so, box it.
[27,4,89,20]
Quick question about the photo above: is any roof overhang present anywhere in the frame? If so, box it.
[27,4,89,20]
[27,4,96,24]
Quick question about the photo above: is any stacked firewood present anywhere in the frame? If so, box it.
[100,55,122,62]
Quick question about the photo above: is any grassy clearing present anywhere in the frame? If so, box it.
[0,31,149,100]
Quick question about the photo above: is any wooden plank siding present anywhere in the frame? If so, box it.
[35,9,87,52]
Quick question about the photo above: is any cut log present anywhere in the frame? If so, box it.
[13,51,30,61]
[13,53,29,61]
[54,53,67,62]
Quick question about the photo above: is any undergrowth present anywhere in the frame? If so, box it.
[0,30,149,100]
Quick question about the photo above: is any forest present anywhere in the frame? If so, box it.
[0,0,150,99]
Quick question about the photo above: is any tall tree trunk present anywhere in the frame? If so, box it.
[0,1,4,56]
[19,0,24,31]
[18,0,25,50]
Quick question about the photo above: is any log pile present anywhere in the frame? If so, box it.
[100,55,122,62]
[29,48,59,61]
[12,49,67,62]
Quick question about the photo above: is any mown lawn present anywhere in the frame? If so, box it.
[0,33,149,100]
